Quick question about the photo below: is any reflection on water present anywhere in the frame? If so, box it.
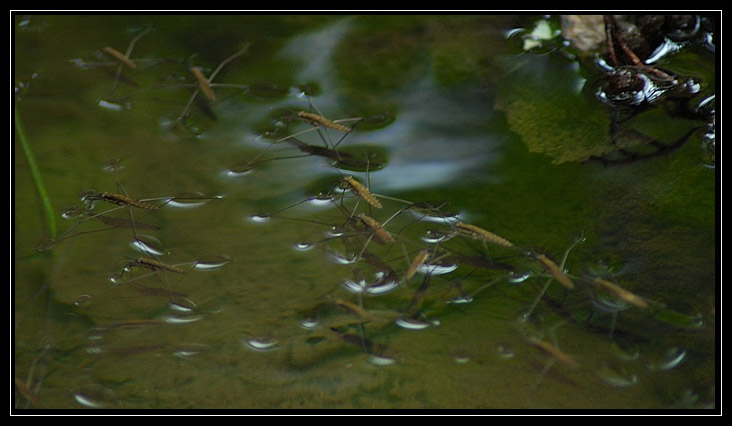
[14,15,716,410]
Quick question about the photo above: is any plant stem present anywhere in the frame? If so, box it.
[15,106,56,238]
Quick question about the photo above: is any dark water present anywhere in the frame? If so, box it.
[14,14,716,410]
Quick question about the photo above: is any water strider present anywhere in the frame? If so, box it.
[189,66,216,101]
[97,255,217,314]
[454,221,516,249]
[340,176,382,209]
[228,101,367,174]
[120,257,187,275]
[37,195,167,251]
[81,190,162,211]
[586,277,648,309]
[177,44,251,122]
[527,336,580,369]
[96,25,154,94]
[101,46,137,70]
[530,252,575,290]
[404,249,430,281]
[295,111,356,135]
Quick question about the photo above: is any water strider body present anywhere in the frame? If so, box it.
[356,213,394,245]
[531,252,575,290]
[81,190,161,210]
[189,66,216,101]
[455,221,515,249]
[341,176,382,209]
[122,257,187,274]
[296,111,354,134]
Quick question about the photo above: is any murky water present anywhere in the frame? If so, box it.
[14,15,716,410]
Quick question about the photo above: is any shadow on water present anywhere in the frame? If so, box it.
[14,14,716,410]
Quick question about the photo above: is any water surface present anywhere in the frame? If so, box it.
[14,14,716,410]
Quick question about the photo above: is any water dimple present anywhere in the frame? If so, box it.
[98,99,129,111]
[194,255,233,270]
[366,279,399,296]
[446,295,474,305]
[291,82,322,97]
[495,344,515,360]
[248,214,271,224]
[591,295,631,313]
[299,317,320,330]
[224,167,254,177]
[73,294,93,307]
[108,274,125,284]
[647,347,687,371]
[328,250,358,265]
[342,278,368,294]
[417,262,458,276]
[85,346,104,355]
[326,227,345,238]
[73,385,116,409]
[453,354,471,364]
[61,206,84,219]
[596,365,640,388]
[507,271,533,284]
[332,145,390,173]
[131,236,168,256]
[167,299,198,314]
[368,354,396,366]
[342,277,399,296]
[164,314,203,325]
[245,337,279,352]
[355,111,396,130]
[293,242,315,251]
[394,317,431,330]
[166,192,221,209]
[610,342,640,362]
[408,208,461,225]
[420,229,452,244]
[172,344,208,358]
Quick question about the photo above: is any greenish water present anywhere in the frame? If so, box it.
[14,14,716,410]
